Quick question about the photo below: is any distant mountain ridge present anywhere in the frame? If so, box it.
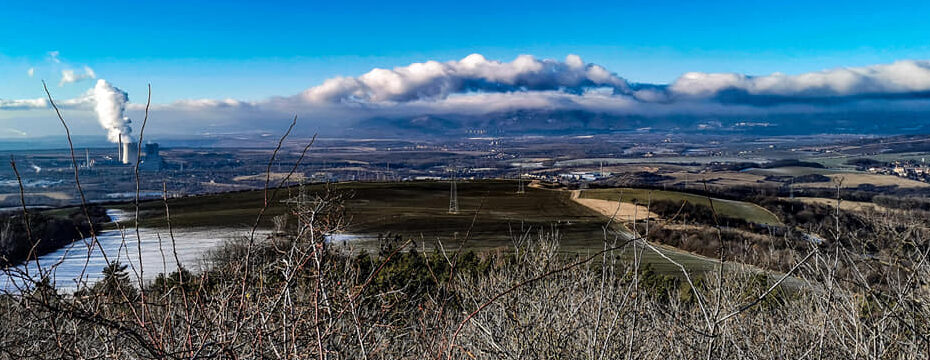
[346,109,930,137]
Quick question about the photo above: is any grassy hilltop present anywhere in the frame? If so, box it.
[115,180,719,273]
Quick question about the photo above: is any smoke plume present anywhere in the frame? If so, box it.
[91,79,132,143]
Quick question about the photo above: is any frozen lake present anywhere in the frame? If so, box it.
[2,209,258,293]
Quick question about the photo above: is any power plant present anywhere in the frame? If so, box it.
[85,80,164,171]
[121,140,139,165]
[114,140,163,170]
[82,149,95,169]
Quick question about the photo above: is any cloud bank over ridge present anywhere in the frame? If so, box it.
[302,54,630,104]
[668,60,930,100]
[5,54,930,137]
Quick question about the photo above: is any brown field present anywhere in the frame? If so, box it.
[794,173,929,188]
[569,190,656,222]
[579,187,783,226]
[664,170,769,187]
[0,192,72,202]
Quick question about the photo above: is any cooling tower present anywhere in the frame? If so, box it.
[121,141,138,164]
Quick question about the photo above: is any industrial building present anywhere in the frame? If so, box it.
[115,141,164,171]
[140,143,164,171]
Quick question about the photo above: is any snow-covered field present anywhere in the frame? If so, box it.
[2,209,259,292]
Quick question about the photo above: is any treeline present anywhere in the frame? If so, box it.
[872,194,930,211]
[0,207,109,267]
[647,199,755,230]
[702,159,826,172]
[636,195,905,273]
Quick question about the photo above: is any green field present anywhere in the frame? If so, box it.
[111,180,719,275]
[579,187,782,226]
[121,181,610,249]
[810,152,930,169]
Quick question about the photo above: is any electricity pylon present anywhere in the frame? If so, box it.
[448,167,459,214]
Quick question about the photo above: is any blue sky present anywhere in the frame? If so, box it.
[4,0,930,140]
[3,0,930,103]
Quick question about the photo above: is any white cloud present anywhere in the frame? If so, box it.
[296,55,930,113]
[2,128,27,137]
[0,90,91,111]
[48,51,61,63]
[27,67,35,77]
[301,54,630,104]
[0,98,48,110]
[138,98,252,110]
[59,66,97,86]
[668,60,930,98]
[7,54,930,138]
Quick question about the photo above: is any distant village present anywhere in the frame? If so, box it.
[866,159,930,183]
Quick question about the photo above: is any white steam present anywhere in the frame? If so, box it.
[92,79,133,143]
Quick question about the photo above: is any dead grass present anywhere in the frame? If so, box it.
[794,173,930,188]
[786,197,891,213]
[0,192,72,201]
[665,171,768,187]
[579,187,782,226]
[569,189,656,222]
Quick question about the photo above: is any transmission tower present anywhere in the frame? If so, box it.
[449,167,459,214]
[516,174,525,194]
